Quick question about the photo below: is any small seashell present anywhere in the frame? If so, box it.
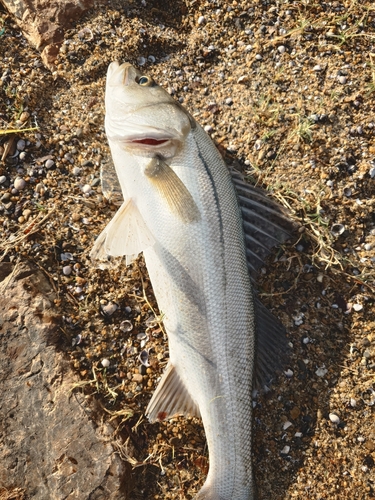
[136,332,148,341]
[237,75,249,84]
[331,223,345,237]
[329,413,340,424]
[101,358,110,368]
[72,334,82,346]
[60,252,74,261]
[101,302,118,316]
[120,320,133,332]
[362,388,375,406]
[139,349,150,367]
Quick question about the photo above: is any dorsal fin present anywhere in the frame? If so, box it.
[230,168,298,278]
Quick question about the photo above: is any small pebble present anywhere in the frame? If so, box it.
[315,366,328,377]
[101,358,110,368]
[14,178,26,190]
[255,54,263,60]
[16,139,26,151]
[364,243,372,251]
[62,265,72,276]
[72,166,81,176]
[19,151,26,160]
[353,303,363,312]
[45,159,54,169]
[280,445,290,455]
[197,15,205,25]
[0,175,6,184]
[225,97,233,105]
[337,75,347,84]
[81,184,92,194]
[19,111,30,122]
[329,413,340,424]
[133,373,143,383]
[137,56,146,66]
[350,398,357,407]
[277,45,286,53]
[313,64,322,71]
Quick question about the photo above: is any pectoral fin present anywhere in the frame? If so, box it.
[144,156,200,223]
[146,363,200,422]
[90,199,155,262]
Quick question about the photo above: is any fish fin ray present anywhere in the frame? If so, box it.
[90,199,155,260]
[253,297,290,390]
[145,156,200,223]
[146,363,200,422]
[230,168,299,276]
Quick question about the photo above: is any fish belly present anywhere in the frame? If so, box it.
[143,128,256,499]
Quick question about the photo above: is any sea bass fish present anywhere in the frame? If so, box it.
[91,61,295,499]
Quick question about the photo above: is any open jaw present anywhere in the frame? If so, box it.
[131,138,169,146]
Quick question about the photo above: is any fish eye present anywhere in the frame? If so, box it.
[138,76,153,86]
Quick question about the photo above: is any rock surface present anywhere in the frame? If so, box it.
[0,262,129,499]
[0,0,98,65]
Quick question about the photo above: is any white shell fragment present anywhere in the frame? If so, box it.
[280,445,290,455]
[101,358,110,368]
[283,421,293,430]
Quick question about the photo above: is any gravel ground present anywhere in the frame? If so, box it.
[1,1,375,499]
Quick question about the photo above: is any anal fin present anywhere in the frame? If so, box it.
[146,363,200,422]
[90,199,155,261]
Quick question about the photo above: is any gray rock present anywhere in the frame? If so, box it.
[0,0,96,66]
[0,262,130,499]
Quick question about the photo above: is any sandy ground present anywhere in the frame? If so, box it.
[1,1,375,499]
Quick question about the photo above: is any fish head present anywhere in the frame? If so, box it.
[105,61,193,158]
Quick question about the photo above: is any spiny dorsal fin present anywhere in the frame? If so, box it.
[146,363,200,423]
[231,168,298,277]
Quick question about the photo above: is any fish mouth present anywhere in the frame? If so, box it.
[131,138,170,146]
